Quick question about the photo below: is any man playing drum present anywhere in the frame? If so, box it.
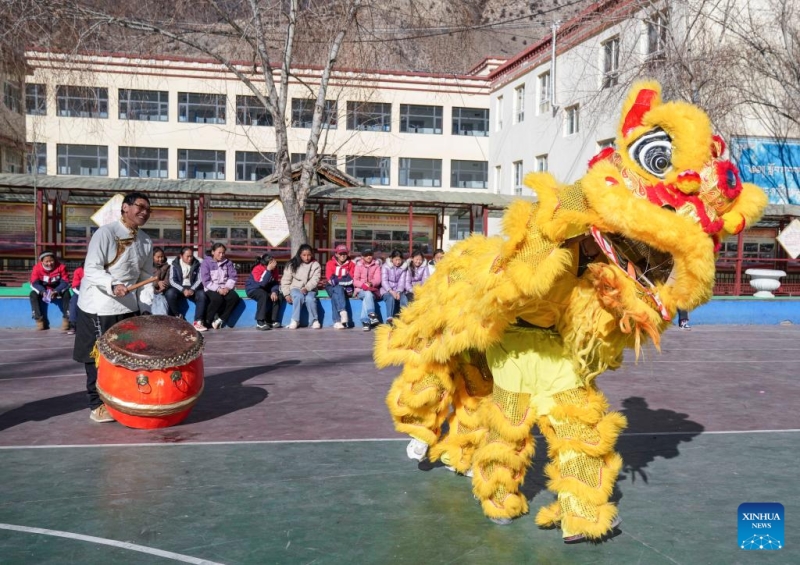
[72,192,154,423]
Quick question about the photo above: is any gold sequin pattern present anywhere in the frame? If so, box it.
[561,492,599,522]
[552,387,590,407]
[550,420,602,444]
[492,386,531,426]
[411,373,444,395]
[561,454,603,488]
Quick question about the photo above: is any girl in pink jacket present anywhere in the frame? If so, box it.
[353,248,382,331]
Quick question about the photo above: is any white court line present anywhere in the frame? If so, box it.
[0,523,225,564]
[0,429,798,450]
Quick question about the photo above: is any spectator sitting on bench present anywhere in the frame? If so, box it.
[353,248,382,331]
[165,246,209,331]
[66,262,84,335]
[246,252,283,330]
[428,248,445,275]
[405,250,430,301]
[281,244,322,329]
[200,243,241,330]
[326,244,355,329]
[381,250,410,326]
[30,250,71,331]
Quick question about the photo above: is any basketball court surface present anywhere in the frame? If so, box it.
[1,324,798,564]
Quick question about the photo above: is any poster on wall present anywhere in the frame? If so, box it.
[207,208,313,257]
[63,204,185,258]
[329,212,436,255]
[732,137,800,204]
[0,202,39,257]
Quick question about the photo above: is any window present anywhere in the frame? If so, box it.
[236,151,275,181]
[291,153,338,167]
[602,37,620,89]
[119,147,168,178]
[119,89,168,121]
[565,105,580,136]
[514,84,525,123]
[3,81,22,114]
[513,161,523,195]
[495,96,504,130]
[3,148,23,173]
[451,160,488,189]
[346,156,390,185]
[346,102,391,131]
[178,149,225,180]
[399,158,442,187]
[647,11,669,58]
[291,99,337,129]
[494,165,502,193]
[236,95,273,126]
[27,143,47,174]
[452,107,489,137]
[538,72,551,115]
[26,84,46,115]
[178,93,226,124]
[56,86,108,118]
[399,104,442,134]
[57,144,108,176]
[535,154,548,172]
[449,214,484,240]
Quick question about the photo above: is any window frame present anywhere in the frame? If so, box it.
[56,86,108,119]
[119,89,169,122]
[56,144,108,176]
[647,10,669,58]
[538,72,552,115]
[495,95,504,130]
[452,107,489,137]
[513,160,523,195]
[535,154,549,172]
[177,149,226,180]
[565,105,580,136]
[398,157,442,187]
[449,214,485,241]
[25,84,46,116]
[235,151,276,181]
[3,81,22,114]
[602,36,620,89]
[118,146,169,178]
[236,95,274,127]
[399,104,443,135]
[450,160,488,189]
[27,143,47,174]
[345,155,391,186]
[291,98,338,129]
[178,92,226,124]
[514,84,525,123]
[346,102,391,132]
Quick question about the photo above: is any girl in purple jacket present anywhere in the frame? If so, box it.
[380,250,409,325]
[405,250,430,301]
[200,243,241,329]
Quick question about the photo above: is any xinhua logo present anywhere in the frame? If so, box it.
[738,502,784,550]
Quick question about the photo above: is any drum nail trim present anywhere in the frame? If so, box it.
[97,383,204,417]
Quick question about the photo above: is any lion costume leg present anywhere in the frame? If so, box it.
[385,361,456,455]
[430,353,494,474]
[472,327,625,539]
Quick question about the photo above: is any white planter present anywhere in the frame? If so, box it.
[745,269,786,298]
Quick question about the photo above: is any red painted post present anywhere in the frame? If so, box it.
[198,194,206,256]
[34,187,43,258]
[408,203,414,256]
[733,230,745,296]
[346,200,352,251]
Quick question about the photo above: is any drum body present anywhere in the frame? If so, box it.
[96,316,205,429]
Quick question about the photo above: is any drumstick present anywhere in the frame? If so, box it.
[126,276,159,292]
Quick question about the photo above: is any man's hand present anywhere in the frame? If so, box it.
[285,295,294,305]
[157,281,168,291]
[270,292,278,302]
[113,284,128,297]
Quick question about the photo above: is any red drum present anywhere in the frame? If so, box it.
[96,316,205,429]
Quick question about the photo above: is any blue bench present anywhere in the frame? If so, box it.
[0,293,390,329]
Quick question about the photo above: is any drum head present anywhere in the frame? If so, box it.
[97,316,204,371]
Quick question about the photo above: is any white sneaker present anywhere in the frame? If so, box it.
[193,321,208,332]
[340,311,348,326]
[211,317,223,330]
[406,438,428,461]
[333,322,345,329]
[287,320,298,329]
[311,320,321,329]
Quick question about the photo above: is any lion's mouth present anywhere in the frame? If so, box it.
[590,227,674,320]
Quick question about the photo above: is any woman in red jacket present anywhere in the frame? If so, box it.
[326,244,356,329]
[29,251,71,331]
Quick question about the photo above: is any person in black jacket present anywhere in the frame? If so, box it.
[245,253,282,330]
[164,246,209,331]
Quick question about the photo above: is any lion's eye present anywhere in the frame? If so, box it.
[629,128,673,178]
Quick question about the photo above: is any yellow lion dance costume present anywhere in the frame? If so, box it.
[375,81,767,542]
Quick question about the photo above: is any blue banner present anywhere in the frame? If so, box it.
[731,137,800,204]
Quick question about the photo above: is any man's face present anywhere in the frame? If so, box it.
[122,198,151,227]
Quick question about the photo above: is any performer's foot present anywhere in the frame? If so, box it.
[406,438,428,461]
[90,405,115,423]
[563,515,621,544]
[362,322,371,331]
[445,465,473,477]
[490,517,513,526]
